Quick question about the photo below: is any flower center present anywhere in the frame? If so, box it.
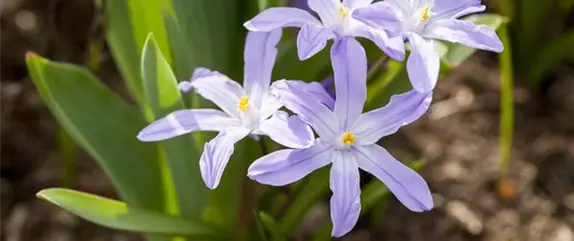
[338,5,350,19]
[341,132,356,146]
[237,96,249,112]
[420,4,430,21]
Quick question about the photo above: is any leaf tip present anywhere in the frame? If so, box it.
[25,51,37,60]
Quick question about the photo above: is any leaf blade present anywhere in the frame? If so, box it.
[37,188,228,238]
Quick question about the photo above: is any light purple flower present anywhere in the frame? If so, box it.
[248,37,433,237]
[137,30,314,189]
[353,0,503,92]
[244,0,405,61]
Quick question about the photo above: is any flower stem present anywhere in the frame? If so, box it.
[366,54,389,81]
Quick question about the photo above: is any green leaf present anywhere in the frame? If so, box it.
[170,0,243,79]
[441,14,507,67]
[258,212,286,241]
[365,60,407,110]
[515,0,551,68]
[105,0,145,105]
[26,53,166,211]
[527,30,574,84]
[37,188,228,238]
[127,0,172,64]
[141,34,207,219]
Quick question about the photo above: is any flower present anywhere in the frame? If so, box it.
[248,37,433,237]
[353,0,504,92]
[137,30,314,189]
[244,0,405,61]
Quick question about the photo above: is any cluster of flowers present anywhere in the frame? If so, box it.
[138,0,502,237]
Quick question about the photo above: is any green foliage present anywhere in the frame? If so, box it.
[26,53,167,211]
[37,188,228,238]
[141,34,207,219]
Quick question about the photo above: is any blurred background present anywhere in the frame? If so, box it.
[1,0,574,240]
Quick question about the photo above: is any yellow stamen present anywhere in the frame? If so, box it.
[421,4,430,21]
[238,96,249,112]
[341,132,356,146]
[338,5,350,19]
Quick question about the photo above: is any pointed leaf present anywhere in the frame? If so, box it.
[26,53,166,211]
[37,188,228,238]
[141,34,207,219]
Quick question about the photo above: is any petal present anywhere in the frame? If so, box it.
[329,150,361,237]
[200,128,250,189]
[354,144,433,212]
[248,141,333,186]
[286,80,335,109]
[406,34,440,92]
[352,24,405,61]
[271,80,340,140]
[190,73,246,118]
[297,24,334,60]
[308,0,341,27]
[244,7,321,31]
[257,111,315,149]
[244,29,282,108]
[137,109,239,142]
[433,0,485,19]
[343,0,374,9]
[178,67,221,93]
[331,37,367,129]
[352,1,403,37]
[259,92,283,120]
[352,90,432,144]
[426,19,504,53]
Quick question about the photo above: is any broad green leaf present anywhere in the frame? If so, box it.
[105,0,144,104]
[141,34,207,219]
[171,0,243,80]
[311,161,425,241]
[163,12,208,146]
[498,26,514,178]
[169,0,247,229]
[26,53,166,211]
[37,188,228,238]
[127,0,172,64]
[164,13,195,82]
[441,14,507,67]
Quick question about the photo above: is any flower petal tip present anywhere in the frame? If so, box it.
[331,227,351,238]
[243,21,254,30]
[410,193,434,212]
[177,81,193,93]
[136,131,156,142]
[204,182,218,190]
